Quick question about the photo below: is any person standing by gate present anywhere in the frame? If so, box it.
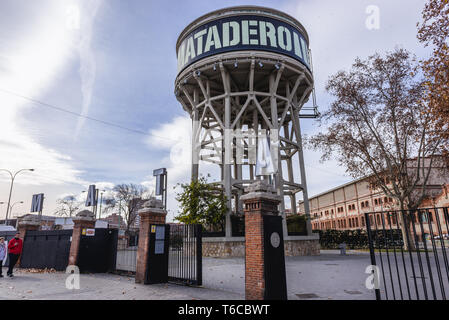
[0,237,6,278]
[7,232,23,277]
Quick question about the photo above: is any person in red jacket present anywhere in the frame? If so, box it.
[7,232,23,277]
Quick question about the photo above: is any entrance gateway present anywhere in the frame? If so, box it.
[137,6,318,299]
[143,224,202,285]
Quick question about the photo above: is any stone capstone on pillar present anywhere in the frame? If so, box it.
[72,210,96,224]
[17,215,41,234]
[240,180,282,216]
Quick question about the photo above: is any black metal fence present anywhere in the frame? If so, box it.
[365,207,449,300]
[168,224,202,286]
[201,214,307,237]
[78,228,118,273]
[21,230,72,271]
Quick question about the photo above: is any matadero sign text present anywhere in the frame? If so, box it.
[177,15,310,72]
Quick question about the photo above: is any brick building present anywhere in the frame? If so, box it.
[298,160,449,236]
[102,213,126,230]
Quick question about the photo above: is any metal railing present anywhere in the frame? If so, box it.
[365,207,449,300]
[116,246,138,272]
[168,224,202,286]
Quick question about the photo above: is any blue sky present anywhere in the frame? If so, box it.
[0,0,429,221]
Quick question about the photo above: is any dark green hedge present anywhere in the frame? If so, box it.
[317,229,404,249]
[317,229,369,249]
[287,215,307,236]
[202,214,308,237]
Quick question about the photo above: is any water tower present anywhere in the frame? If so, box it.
[174,6,318,239]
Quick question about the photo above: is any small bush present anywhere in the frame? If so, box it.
[317,229,404,249]
[287,215,307,235]
[318,229,370,249]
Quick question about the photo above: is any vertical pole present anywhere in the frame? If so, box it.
[270,74,288,238]
[118,199,121,236]
[365,212,381,300]
[222,69,232,238]
[164,172,168,211]
[284,124,297,215]
[236,119,243,215]
[99,192,103,219]
[94,189,99,219]
[196,224,202,286]
[252,108,259,181]
[292,106,312,236]
[192,89,199,182]
[5,175,14,226]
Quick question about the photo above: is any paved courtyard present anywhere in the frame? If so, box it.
[202,250,375,300]
[0,250,376,300]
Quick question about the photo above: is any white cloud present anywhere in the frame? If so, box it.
[0,2,108,218]
[144,115,219,221]
[144,116,192,221]
[280,0,428,198]
[90,181,115,191]
[0,2,89,187]
[74,0,103,137]
[146,115,192,183]
[282,0,427,96]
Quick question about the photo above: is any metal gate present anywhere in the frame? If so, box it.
[365,207,449,300]
[21,230,72,271]
[77,228,118,273]
[263,215,287,300]
[116,246,138,273]
[168,224,202,286]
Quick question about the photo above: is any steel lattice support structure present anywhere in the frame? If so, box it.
[174,6,318,238]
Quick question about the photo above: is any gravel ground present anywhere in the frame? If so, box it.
[0,250,377,300]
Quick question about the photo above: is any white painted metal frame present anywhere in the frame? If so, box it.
[175,52,314,238]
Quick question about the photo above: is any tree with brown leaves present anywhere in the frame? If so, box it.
[104,183,149,235]
[54,195,81,217]
[309,49,449,248]
[418,0,449,152]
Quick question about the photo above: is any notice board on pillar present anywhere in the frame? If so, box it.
[263,215,287,300]
[145,224,170,284]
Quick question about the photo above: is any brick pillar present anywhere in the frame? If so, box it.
[241,181,282,300]
[68,210,96,266]
[135,198,167,284]
[17,215,41,267]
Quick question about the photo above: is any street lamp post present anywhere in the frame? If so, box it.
[98,190,105,219]
[0,169,34,225]
[0,201,24,225]
[8,201,24,221]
